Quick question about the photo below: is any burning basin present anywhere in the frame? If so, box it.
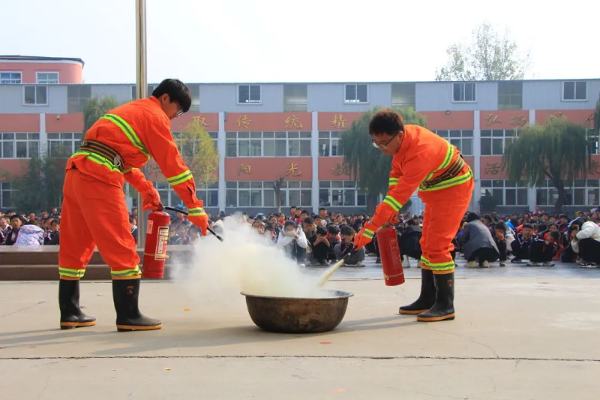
[241,290,353,333]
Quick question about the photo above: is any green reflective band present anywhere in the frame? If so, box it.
[58,267,86,278]
[167,170,193,186]
[420,256,430,266]
[389,178,399,186]
[364,228,375,239]
[71,151,122,173]
[101,114,150,159]
[436,142,454,172]
[428,261,455,271]
[419,169,473,192]
[188,207,206,216]
[383,195,402,212]
[111,265,142,277]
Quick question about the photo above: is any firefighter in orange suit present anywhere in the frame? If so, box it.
[354,109,474,322]
[58,79,209,331]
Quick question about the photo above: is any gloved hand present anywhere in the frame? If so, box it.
[141,188,161,211]
[188,207,209,236]
[353,222,378,251]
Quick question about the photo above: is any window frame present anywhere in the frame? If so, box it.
[225,131,311,158]
[562,81,587,101]
[344,84,369,104]
[433,130,473,156]
[237,84,262,105]
[0,71,22,84]
[36,72,59,84]
[452,82,476,103]
[0,132,41,159]
[23,85,48,106]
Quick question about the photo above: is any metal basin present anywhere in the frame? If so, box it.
[241,290,353,334]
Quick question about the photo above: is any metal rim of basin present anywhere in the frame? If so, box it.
[240,290,354,300]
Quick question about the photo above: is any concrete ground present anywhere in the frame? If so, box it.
[1,258,599,399]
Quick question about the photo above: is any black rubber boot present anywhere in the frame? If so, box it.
[112,278,162,332]
[59,279,96,330]
[399,268,436,315]
[417,272,455,322]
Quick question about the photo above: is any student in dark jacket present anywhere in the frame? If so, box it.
[458,212,499,268]
[510,223,535,263]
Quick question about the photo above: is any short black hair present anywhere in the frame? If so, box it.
[152,79,192,113]
[522,223,534,230]
[494,222,507,232]
[316,227,327,236]
[466,212,480,223]
[327,225,340,235]
[303,217,313,224]
[369,108,404,136]
[284,220,297,229]
[340,226,355,236]
[319,207,327,212]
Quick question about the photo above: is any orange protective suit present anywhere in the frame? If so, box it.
[58,97,206,280]
[356,125,474,274]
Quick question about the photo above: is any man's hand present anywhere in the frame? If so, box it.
[188,213,209,236]
[141,188,161,211]
[353,222,377,251]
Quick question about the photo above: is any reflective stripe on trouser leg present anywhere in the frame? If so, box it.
[58,169,97,280]
[419,178,474,275]
[67,169,141,278]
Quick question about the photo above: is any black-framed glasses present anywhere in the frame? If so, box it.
[372,133,399,149]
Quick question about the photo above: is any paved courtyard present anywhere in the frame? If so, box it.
[0,257,599,399]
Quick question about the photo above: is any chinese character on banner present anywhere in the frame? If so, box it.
[285,115,303,129]
[330,114,346,129]
[486,114,501,126]
[193,116,209,128]
[237,115,251,128]
[285,162,302,177]
[484,162,501,175]
[331,163,347,176]
[510,115,527,128]
[238,164,252,175]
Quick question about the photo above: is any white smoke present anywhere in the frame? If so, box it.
[170,217,329,300]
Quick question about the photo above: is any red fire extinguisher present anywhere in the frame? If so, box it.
[376,225,405,286]
[142,210,171,279]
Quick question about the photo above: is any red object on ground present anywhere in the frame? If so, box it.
[142,210,171,279]
[376,226,405,286]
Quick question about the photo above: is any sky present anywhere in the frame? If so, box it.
[2,0,599,84]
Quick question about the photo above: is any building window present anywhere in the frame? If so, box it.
[0,72,22,84]
[225,131,311,157]
[345,84,368,103]
[225,181,311,208]
[319,181,366,207]
[153,181,218,208]
[67,85,92,113]
[453,82,476,102]
[562,81,586,101]
[284,84,307,112]
[498,81,522,110]
[238,85,261,104]
[47,133,83,157]
[24,86,48,105]
[587,129,599,155]
[0,182,15,208]
[480,129,519,156]
[536,179,599,206]
[318,131,343,157]
[36,72,59,84]
[131,84,157,100]
[434,130,473,156]
[481,180,528,206]
[0,133,40,159]
[392,83,415,109]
